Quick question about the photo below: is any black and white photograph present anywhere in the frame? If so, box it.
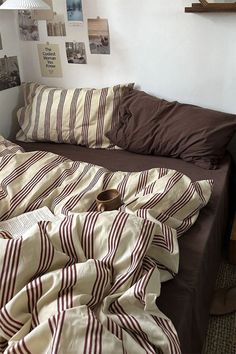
[66,42,87,64]
[47,14,66,36]
[0,34,2,50]
[18,10,39,41]
[88,18,110,55]
[0,56,21,91]
[66,0,83,22]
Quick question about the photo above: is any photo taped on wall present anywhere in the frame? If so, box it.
[18,10,39,41]
[0,56,21,91]
[47,14,66,36]
[88,18,110,55]
[66,42,87,64]
[66,0,83,23]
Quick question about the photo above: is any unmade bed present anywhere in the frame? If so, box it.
[11,140,232,354]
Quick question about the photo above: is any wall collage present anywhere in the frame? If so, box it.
[0,0,110,90]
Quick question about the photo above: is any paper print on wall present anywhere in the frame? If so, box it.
[201,0,236,3]
[66,0,83,23]
[0,56,21,91]
[31,0,54,21]
[0,34,2,50]
[47,14,66,36]
[66,42,87,64]
[88,18,110,55]
[37,43,62,77]
[18,10,39,41]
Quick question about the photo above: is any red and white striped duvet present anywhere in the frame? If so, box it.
[0,137,213,354]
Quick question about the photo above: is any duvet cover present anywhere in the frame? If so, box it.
[0,137,212,354]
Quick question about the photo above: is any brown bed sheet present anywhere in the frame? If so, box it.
[13,141,232,354]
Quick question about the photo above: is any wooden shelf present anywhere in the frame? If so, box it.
[185,3,236,12]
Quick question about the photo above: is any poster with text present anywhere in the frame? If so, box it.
[0,56,21,91]
[88,18,110,54]
[66,0,83,23]
[37,43,62,77]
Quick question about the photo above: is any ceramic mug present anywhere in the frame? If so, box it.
[96,189,122,212]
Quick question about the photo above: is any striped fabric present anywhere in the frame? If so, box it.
[0,137,213,354]
[16,82,133,148]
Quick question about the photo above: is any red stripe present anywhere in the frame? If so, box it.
[0,154,15,171]
[50,312,65,354]
[34,222,54,278]
[102,213,129,271]
[61,167,107,215]
[0,231,12,239]
[0,151,47,202]
[69,89,81,144]
[153,316,180,354]
[51,163,93,211]
[59,215,78,264]
[2,155,66,220]
[32,86,49,140]
[110,301,156,353]
[83,307,93,354]
[95,88,108,148]
[110,219,154,294]
[81,212,100,259]
[26,161,80,211]
[157,184,195,223]
[44,89,58,141]
[87,260,110,310]
[81,90,93,146]
[0,239,22,307]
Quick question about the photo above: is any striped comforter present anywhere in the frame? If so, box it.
[0,137,213,354]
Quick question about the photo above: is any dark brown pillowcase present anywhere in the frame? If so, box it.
[107,89,236,169]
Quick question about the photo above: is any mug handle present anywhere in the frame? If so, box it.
[97,203,106,212]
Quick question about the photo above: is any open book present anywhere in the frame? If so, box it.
[0,207,57,237]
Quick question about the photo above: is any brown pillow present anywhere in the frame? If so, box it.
[107,89,236,169]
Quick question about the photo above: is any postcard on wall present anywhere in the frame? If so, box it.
[31,0,54,21]
[66,0,83,23]
[66,42,87,64]
[47,14,66,37]
[88,18,110,55]
[18,10,39,41]
[0,56,21,91]
[37,43,63,77]
[202,0,236,3]
[0,34,2,50]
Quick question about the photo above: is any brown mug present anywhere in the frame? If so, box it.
[96,189,122,212]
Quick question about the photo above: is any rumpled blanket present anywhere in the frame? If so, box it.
[0,137,212,353]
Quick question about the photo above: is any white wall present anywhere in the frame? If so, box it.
[0,12,23,138]
[19,0,236,115]
[1,0,236,139]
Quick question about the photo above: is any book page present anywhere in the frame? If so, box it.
[0,207,57,237]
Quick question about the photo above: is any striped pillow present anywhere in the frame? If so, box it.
[16,82,134,149]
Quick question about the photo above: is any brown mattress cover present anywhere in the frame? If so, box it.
[14,141,231,354]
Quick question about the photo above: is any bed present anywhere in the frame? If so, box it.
[10,140,232,354]
[1,82,235,354]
